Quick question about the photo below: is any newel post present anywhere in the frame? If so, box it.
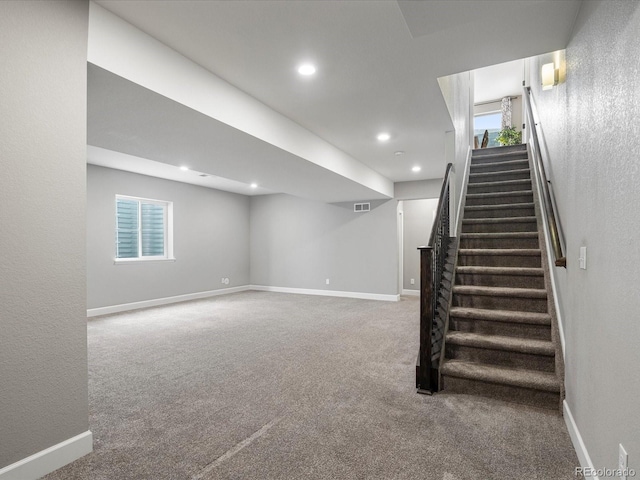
[416,246,434,394]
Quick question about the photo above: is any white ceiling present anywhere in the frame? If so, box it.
[474,59,526,105]
[90,0,581,201]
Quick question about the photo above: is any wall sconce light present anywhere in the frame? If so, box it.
[541,63,558,90]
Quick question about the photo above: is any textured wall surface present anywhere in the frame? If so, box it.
[0,0,90,468]
[87,166,250,308]
[530,0,640,471]
[250,194,398,295]
[438,71,473,231]
[402,199,438,290]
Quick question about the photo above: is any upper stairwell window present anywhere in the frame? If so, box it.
[474,111,502,148]
[115,195,174,263]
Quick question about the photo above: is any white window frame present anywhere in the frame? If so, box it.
[473,110,503,148]
[114,194,175,264]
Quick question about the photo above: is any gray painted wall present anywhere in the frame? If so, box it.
[0,0,90,468]
[529,0,640,471]
[394,179,443,200]
[402,199,439,291]
[87,165,250,308]
[250,194,398,295]
[438,71,473,234]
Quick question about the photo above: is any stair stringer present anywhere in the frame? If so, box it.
[526,143,566,410]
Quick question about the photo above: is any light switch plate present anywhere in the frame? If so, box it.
[579,246,587,270]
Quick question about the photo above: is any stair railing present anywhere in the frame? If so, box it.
[523,86,566,267]
[416,163,453,394]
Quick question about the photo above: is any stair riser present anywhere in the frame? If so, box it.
[455,273,545,289]
[458,254,541,268]
[471,152,528,165]
[445,345,555,372]
[468,171,531,183]
[474,144,527,154]
[441,376,560,410]
[453,293,548,313]
[467,182,532,194]
[450,317,551,341]
[470,161,529,173]
[462,221,537,233]
[464,207,535,218]
[465,193,533,206]
[460,237,539,249]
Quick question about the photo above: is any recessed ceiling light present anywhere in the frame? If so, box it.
[297,63,316,76]
[394,151,405,156]
[180,166,189,171]
[412,166,421,172]
[377,132,391,142]
[250,183,258,188]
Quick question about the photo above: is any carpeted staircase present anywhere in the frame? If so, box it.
[440,143,562,410]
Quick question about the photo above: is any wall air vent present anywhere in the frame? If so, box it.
[353,202,370,212]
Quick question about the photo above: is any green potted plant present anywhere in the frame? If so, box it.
[496,126,522,146]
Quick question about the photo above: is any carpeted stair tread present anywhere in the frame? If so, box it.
[461,232,538,238]
[470,159,529,171]
[465,203,534,212]
[472,146,527,157]
[462,216,536,224]
[441,360,560,393]
[459,248,541,256]
[456,266,543,276]
[439,146,561,410]
[467,178,532,189]
[449,307,551,325]
[466,189,533,200]
[446,331,555,355]
[453,285,547,299]
[469,168,530,179]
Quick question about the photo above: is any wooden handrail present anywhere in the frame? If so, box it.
[523,87,566,267]
[416,163,453,394]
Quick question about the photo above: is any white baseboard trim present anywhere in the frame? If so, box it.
[564,400,598,479]
[87,286,251,317]
[250,285,399,302]
[402,289,419,296]
[0,431,92,480]
[88,284,400,317]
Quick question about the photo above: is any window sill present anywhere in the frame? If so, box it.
[114,258,176,265]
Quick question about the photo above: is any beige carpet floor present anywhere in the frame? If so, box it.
[44,291,581,479]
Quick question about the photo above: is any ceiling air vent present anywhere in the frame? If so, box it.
[354,202,370,213]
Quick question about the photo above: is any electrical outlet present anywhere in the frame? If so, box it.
[410,278,415,285]
[326,278,330,285]
[619,444,628,480]
[224,278,230,285]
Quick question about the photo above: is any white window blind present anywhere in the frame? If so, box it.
[115,196,173,261]
[141,203,165,257]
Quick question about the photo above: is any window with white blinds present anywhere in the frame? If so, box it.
[115,195,173,261]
